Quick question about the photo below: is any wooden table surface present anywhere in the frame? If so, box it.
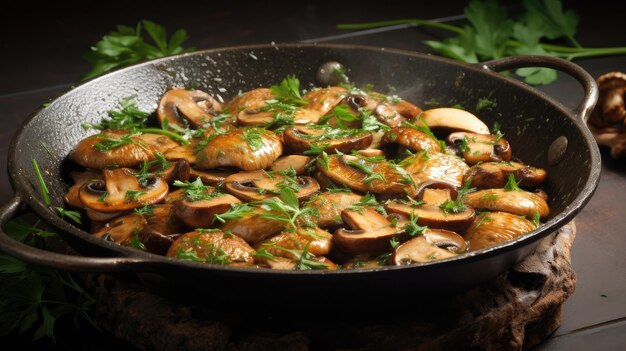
[2,1,625,349]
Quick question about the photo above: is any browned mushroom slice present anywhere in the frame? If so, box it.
[71,131,158,169]
[189,168,234,186]
[65,170,102,209]
[270,155,314,175]
[381,127,442,153]
[228,88,274,126]
[347,92,422,127]
[392,229,466,264]
[140,204,185,255]
[224,170,319,202]
[298,191,363,229]
[318,154,417,197]
[463,161,548,189]
[134,133,180,154]
[79,168,168,212]
[420,108,490,134]
[255,227,333,260]
[447,132,512,165]
[195,128,282,171]
[261,255,337,270]
[465,212,536,251]
[219,206,288,244]
[342,254,384,269]
[334,207,400,254]
[157,88,223,129]
[293,86,347,124]
[385,190,475,233]
[282,126,372,154]
[165,189,186,204]
[167,230,255,264]
[463,189,549,219]
[157,159,191,184]
[93,213,147,246]
[355,149,385,157]
[163,139,198,164]
[401,150,469,188]
[85,208,125,223]
[173,193,241,228]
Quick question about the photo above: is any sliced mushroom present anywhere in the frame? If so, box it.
[318,154,417,197]
[463,189,549,219]
[298,191,363,229]
[157,159,191,184]
[165,188,186,204]
[93,213,147,246]
[229,88,275,126]
[380,127,442,154]
[167,230,256,264]
[65,170,102,210]
[347,92,422,127]
[219,206,288,244]
[342,254,384,269]
[420,108,490,134]
[270,155,313,175]
[85,208,125,222]
[163,139,199,164]
[447,132,511,165]
[282,126,372,154]
[223,170,319,202]
[134,133,180,154]
[293,86,347,124]
[392,229,466,264]
[463,161,548,189]
[385,189,475,233]
[71,131,158,169]
[260,255,337,270]
[254,227,333,260]
[195,128,283,171]
[189,168,234,186]
[465,211,536,251]
[401,150,469,188]
[173,193,241,228]
[140,204,185,255]
[79,168,168,212]
[157,88,223,129]
[334,207,400,254]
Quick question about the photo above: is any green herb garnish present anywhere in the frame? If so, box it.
[270,75,308,106]
[504,173,521,191]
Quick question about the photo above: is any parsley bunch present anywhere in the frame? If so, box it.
[83,20,195,80]
[338,0,626,85]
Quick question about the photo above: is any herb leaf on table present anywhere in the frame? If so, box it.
[338,0,626,85]
[83,20,195,81]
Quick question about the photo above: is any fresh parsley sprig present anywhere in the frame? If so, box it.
[338,0,626,85]
[83,20,195,80]
[270,75,308,106]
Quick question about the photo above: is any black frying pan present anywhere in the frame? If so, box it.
[0,44,601,296]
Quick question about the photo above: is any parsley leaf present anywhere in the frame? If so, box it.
[504,174,522,191]
[270,75,308,106]
[83,20,195,80]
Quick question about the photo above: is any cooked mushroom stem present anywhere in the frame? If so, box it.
[420,108,490,134]
[463,161,547,189]
[157,89,223,129]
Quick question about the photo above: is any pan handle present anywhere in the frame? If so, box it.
[480,55,599,122]
[0,194,160,272]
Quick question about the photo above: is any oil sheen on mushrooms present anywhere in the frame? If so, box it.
[64,76,549,270]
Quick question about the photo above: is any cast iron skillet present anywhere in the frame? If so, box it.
[0,44,600,296]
